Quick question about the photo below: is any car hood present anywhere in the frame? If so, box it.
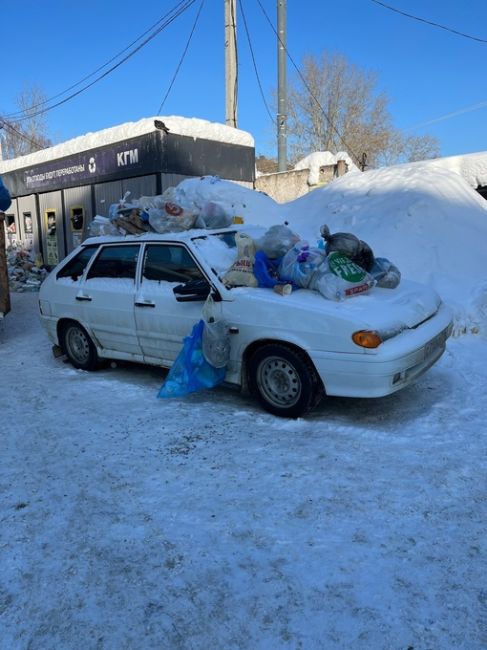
[333,279,442,330]
[228,279,441,332]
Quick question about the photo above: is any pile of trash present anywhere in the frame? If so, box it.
[7,245,48,292]
[89,181,400,303]
[221,223,401,302]
[89,180,242,239]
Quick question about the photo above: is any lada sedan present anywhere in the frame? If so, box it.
[38,227,453,417]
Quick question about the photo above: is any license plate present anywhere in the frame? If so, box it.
[424,328,448,359]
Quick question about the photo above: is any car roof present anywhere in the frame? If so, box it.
[82,224,266,247]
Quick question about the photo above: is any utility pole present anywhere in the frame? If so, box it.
[277,0,287,171]
[225,0,237,128]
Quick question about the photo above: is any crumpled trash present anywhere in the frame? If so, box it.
[280,241,375,301]
[7,245,48,292]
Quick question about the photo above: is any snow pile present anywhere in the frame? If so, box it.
[277,164,487,337]
[170,167,487,338]
[294,151,360,185]
[174,176,281,224]
[426,150,487,189]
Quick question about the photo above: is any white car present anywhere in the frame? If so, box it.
[38,227,453,417]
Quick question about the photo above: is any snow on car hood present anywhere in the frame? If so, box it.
[231,279,442,333]
[303,278,442,330]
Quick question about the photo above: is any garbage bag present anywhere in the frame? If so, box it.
[320,224,375,271]
[148,207,197,233]
[370,257,401,289]
[253,251,282,288]
[88,215,121,237]
[222,232,258,287]
[312,253,375,301]
[198,201,233,229]
[279,242,327,289]
[202,294,231,368]
[158,320,226,398]
[256,225,300,259]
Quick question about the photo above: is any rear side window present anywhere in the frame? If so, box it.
[87,245,140,280]
[56,245,98,280]
[142,244,205,283]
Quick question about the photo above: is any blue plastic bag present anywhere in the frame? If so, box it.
[158,320,226,398]
[0,177,11,212]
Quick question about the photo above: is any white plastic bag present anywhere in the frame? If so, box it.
[201,294,231,368]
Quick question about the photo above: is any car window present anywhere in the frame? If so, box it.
[56,245,98,281]
[142,244,205,283]
[87,245,140,280]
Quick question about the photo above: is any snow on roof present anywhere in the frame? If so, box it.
[422,151,487,189]
[0,116,254,174]
[294,151,360,185]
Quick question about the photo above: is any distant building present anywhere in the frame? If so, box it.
[255,151,358,203]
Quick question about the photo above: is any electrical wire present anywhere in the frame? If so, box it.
[157,0,205,114]
[3,0,194,121]
[238,0,274,124]
[255,0,363,166]
[369,0,487,44]
[3,0,197,124]
[0,119,45,152]
[406,99,487,132]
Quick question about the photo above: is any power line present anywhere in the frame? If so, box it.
[369,0,487,44]
[3,0,197,124]
[3,0,194,121]
[238,0,274,124]
[255,0,363,166]
[157,0,205,114]
[406,99,487,132]
[0,119,45,152]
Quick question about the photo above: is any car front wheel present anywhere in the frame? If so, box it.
[61,322,99,371]
[248,344,323,418]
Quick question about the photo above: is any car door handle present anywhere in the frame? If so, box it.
[135,301,156,308]
[76,295,92,302]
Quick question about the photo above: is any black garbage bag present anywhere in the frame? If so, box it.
[320,224,375,272]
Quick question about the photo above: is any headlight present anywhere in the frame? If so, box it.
[352,323,406,349]
[352,330,382,348]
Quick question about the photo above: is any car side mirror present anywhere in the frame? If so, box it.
[173,278,220,302]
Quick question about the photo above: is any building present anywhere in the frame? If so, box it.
[0,116,255,265]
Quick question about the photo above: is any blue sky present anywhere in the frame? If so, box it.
[3,0,487,159]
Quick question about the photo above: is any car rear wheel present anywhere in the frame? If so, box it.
[61,322,99,371]
[248,344,323,418]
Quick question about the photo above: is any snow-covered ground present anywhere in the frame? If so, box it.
[1,161,487,648]
[1,292,486,649]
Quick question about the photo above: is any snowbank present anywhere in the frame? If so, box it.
[277,165,487,337]
[173,167,487,338]
[423,150,487,190]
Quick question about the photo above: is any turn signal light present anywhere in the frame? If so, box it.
[352,330,383,349]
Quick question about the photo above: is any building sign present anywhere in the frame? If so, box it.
[5,133,161,197]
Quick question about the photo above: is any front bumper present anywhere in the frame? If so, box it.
[310,303,453,398]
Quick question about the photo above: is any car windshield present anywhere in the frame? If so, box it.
[192,227,264,277]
